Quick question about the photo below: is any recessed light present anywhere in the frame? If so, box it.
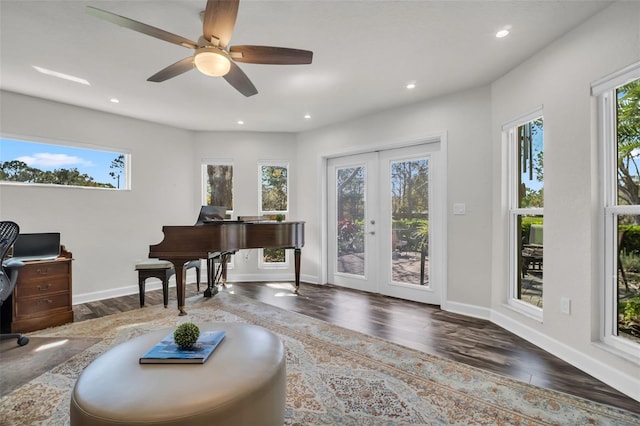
[237,120,244,125]
[32,66,91,86]
[406,82,416,90]
[496,29,510,38]
[304,114,311,119]
[110,98,120,103]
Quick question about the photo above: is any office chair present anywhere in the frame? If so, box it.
[0,221,28,346]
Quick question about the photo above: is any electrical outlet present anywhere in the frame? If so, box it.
[244,251,250,260]
[561,297,571,315]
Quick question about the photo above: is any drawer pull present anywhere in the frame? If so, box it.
[36,268,51,275]
[38,299,53,305]
[37,283,53,291]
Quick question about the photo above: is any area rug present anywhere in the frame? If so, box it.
[0,337,100,397]
[1,292,638,425]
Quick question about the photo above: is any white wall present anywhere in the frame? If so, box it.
[192,131,299,281]
[490,1,640,401]
[0,91,196,302]
[296,86,493,308]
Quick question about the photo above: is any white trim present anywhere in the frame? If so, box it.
[445,301,491,320]
[591,60,640,96]
[491,310,640,402]
[597,68,640,361]
[504,112,544,319]
[501,105,544,131]
[72,270,199,305]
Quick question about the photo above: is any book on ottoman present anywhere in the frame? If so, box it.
[139,330,226,364]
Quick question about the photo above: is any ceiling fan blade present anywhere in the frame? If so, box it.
[229,46,313,65]
[203,0,239,48]
[86,6,198,49]
[147,57,195,82]
[223,62,257,97]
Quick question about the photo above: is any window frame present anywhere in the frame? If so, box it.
[200,159,234,216]
[201,159,235,269]
[593,61,640,361]
[258,161,290,268]
[0,133,131,190]
[504,107,544,321]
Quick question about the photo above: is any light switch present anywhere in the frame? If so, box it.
[453,203,466,215]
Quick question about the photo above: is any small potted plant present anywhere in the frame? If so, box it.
[173,322,200,349]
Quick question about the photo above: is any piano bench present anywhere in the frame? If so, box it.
[135,259,201,308]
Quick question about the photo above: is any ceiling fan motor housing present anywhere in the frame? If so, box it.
[194,45,232,76]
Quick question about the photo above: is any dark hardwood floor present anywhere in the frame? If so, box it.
[73,281,640,414]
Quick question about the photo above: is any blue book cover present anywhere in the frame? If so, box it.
[139,330,226,364]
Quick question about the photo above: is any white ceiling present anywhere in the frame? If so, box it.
[0,0,612,133]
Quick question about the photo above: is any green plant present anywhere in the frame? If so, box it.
[619,295,640,337]
[275,214,284,222]
[173,322,200,349]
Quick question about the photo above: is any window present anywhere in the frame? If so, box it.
[505,110,544,319]
[202,161,233,213]
[259,162,289,266]
[0,136,129,189]
[595,61,640,358]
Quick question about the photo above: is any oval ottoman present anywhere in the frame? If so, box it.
[70,322,286,426]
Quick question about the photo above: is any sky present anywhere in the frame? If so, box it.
[0,138,122,185]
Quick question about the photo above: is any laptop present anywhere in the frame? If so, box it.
[11,232,61,261]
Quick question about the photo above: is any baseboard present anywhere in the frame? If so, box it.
[445,301,492,320]
[72,271,321,305]
[490,310,640,403]
[72,270,197,305]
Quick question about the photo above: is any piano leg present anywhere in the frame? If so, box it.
[171,260,187,316]
[221,253,230,287]
[294,248,301,294]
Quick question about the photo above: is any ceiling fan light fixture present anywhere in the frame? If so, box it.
[194,46,231,77]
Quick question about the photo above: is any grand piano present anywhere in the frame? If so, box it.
[149,220,304,315]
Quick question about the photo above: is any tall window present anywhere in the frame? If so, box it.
[259,162,289,266]
[202,161,233,213]
[1,136,129,189]
[506,111,544,319]
[596,62,640,358]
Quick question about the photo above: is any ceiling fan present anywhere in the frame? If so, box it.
[86,0,313,97]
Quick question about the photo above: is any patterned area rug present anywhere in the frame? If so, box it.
[1,292,638,425]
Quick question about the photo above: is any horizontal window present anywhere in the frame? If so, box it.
[1,136,129,190]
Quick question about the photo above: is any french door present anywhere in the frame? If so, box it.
[328,143,444,305]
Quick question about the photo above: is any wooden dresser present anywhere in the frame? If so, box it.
[2,246,74,333]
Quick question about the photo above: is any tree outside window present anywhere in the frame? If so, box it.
[1,138,128,189]
[204,164,233,210]
[260,163,288,264]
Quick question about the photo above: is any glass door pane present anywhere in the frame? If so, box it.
[336,166,366,276]
[390,158,429,285]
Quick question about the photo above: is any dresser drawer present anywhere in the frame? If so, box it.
[14,276,70,299]
[19,261,70,280]
[14,292,71,317]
